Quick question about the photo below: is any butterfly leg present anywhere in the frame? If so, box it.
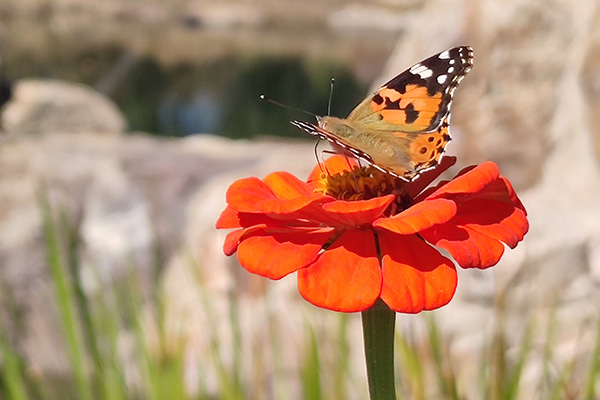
[313,140,326,176]
[318,148,342,177]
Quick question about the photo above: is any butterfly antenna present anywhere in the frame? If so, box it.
[259,94,317,118]
[327,78,335,116]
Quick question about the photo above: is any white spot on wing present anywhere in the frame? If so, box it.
[437,75,447,84]
[409,63,433,79]
[439,50,450,59]
[447,66,455,73]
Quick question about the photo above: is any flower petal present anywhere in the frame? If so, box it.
[452,199,529,248]
[264,171,315,198]
[237,228,334,279]
[404,156,457,199]
[379,233,457,313]
[216,205,242,229]
[224,228,245,256]
[226,176,275,211]
[307,155,359,182]
[420,224,506,269]
[500,176,527,214]
[373,198,456,234]
[226,174,329,215]
[421,199,528,269]
[419,166,529,269]
[217,206,308,232]
[223,224,272,256]
[320,195,395,226]
[297,229,381,312]
[426,161,500,199]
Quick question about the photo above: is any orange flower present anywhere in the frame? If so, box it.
[216,156,528,313]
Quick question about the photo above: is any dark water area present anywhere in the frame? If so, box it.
[2,44,367,138]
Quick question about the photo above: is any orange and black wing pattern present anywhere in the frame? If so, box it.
[350,46,473,133]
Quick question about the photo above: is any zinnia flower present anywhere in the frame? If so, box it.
[216,156,528,313]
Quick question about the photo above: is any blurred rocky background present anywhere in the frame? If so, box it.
[1,0,600,398]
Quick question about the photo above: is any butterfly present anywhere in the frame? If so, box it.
[291,46,473,181]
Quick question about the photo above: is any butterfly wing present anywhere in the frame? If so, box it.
[348,46,473,133]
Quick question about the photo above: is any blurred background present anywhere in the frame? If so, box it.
[1,0,600,399]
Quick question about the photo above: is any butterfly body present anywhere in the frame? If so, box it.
[292,46,473,181]
[317,115,416,173]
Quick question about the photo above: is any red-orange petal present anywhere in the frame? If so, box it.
[223,228,245,256]
[226,176,275,211]
[421,223,506,269]
[226,174,329,215]
[222,224,267,256]
[297,229,381,312]
[237,229,334,279]
[451,199,529,249]
[404,156,457,199]
[420,201,528,269]
[420,176,528,269]
[459,176,527,216]
[378,233,457,313]
[217,206,305,231]
[373,198,456,234]
[320,195,395,226]
[428,162,500,199]
[500,176,527,214]
[216,205,242,229]
[264,171,315,198]
[307,155,359,182]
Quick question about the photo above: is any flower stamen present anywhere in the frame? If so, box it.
[313,166,408,203]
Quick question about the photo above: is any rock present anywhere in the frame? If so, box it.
[1,79,126,135]
[181,3,265,30]
[328,4,409,32]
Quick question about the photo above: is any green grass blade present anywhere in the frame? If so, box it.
[583,316,600,400]
[333,314,349,400]
[541,306,558,396]
[548,359,574,400]
[59,210,104,383]
[478,335,491,399]
[425,315,459,400]
[395,328,424,400]
[187,253,244,400]
[92,276,130,400]
[126,272,187,400]
[228,283,244,396]
[265,290,288,400]
[503,319,534,400]
[489,320,508,400]
[302,327,322,400]
[0,327,29,400]
[39,190,93,400]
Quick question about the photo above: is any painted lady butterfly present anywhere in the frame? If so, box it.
[291,46,473,181]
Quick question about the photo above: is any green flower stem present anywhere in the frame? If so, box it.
[362,299,397,400]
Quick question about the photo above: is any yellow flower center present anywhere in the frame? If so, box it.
[313,165,409,203]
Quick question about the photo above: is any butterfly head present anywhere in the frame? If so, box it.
[316,115,348,130]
